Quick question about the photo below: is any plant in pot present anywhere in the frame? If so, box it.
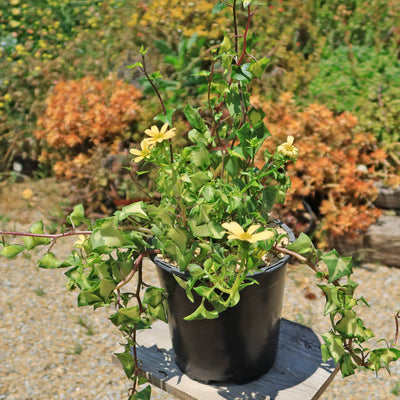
[1,1,399,399]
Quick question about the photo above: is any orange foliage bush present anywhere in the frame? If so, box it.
[254,93,385,244]
[34,76,142,179]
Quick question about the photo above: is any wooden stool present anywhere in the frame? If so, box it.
[134,319,338,400]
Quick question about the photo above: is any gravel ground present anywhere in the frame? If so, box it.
[0,179,399,400]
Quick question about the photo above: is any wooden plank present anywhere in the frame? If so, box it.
[133,319,337,400]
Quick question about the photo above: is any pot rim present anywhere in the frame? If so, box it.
[152,220,295,280]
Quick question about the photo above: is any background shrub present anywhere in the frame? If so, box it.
[254,93,386,245]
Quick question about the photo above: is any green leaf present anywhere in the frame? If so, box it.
[321,331,346,364]
[287,232,315,256]
[38,252,71,269]
[248,108,264,126]
[248,57,270,78]
[190,147,212,169]
[213,0,227,14]
[339,353,355,377]
[154,39,173,56]
[226,89,242,116]
[335,310,374,340]
[231,63,253,83]
[1,244,25,258]
[368,348,400,372]
[317,284,343,315]
[110,306,141,326]
[114,347,135,378]
[126,62,143,69]
[150,71,162,80]
[134,385,151,400]
[322,249,353,283]
[154,109,176,127]
[219,35,231,54]
[184,104,208,134]
[262,186,280,213]
[189,264,205,279]
[116,202,148,221]
[23,221,51,250]
[67,204,90,228]
[143,287,166,307]
[78,278,116,306]
[188,221,225,239]
[184,301,219,321]
[90,217,131,251]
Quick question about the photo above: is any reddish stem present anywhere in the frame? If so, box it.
[236,5,253,67]
[0,230,92,239]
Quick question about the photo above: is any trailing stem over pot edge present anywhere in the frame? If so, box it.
[1,1,400,400]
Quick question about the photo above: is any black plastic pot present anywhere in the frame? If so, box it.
[153,222,295,384]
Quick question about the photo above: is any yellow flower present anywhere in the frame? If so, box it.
[22,188,33,200]
[222,222,274,243]
[73,235,87,249]
[9,20,20,28]
[144,123,176,145]
[277,136,299,158]
[10,0,20,5]
[130,139,153,163]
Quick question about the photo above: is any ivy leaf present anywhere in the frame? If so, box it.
[184,104,208,134]
[78,277,116,307]
[134,385,152,400]
[213,0,227,14]
[143,287,166,307]
[231,63,253,83]
[321,331,346,364]
[1,244,25,258]
[116,202,148,221]
[287,232,315,256]
[219,35,231,54]
[38,252,71,269]
[67,204,91,228]
[317,284,342,315]
[262,186,281,213]
[322,249,353,283]
[190,147,212,169]
[110,306,142,326]
[368,348,400,372]
[335,310,374,341]
[23,221,51,250]
[154,109,176,127]
[114,346,135,379]
[339,353,355,377]
[90,217,131,251]
[248,57,270,78]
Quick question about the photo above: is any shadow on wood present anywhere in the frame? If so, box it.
[131,319,337,400]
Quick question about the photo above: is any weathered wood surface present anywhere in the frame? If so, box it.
[365,215,400,267]
[133,319,337,400]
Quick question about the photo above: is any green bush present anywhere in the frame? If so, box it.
[306,45,400,144]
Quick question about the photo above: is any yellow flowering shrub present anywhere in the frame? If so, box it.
[132,0,229,39]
